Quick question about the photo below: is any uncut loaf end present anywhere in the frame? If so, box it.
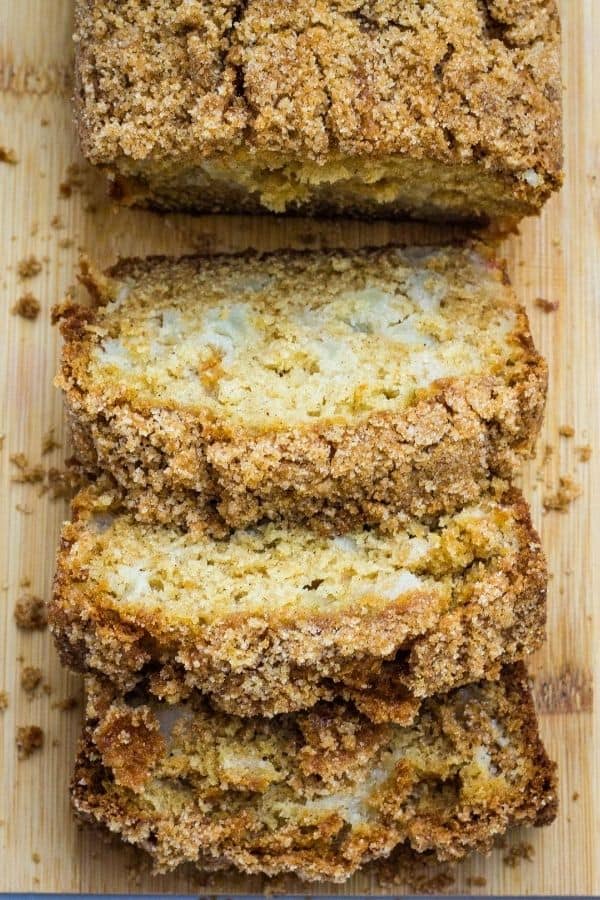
[74,0,562,223]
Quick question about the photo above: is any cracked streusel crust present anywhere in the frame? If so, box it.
[74,0,562,220]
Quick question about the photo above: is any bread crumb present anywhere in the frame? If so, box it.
[32,852,41,864]
[60,163,87,197]
[467,876,487,887]
[14,595,47,630]
[0,146,18,164]
[543,476,583,512]
[21,666,43,695]
[52,696,78,711]
[15,503,33,515]
[10,453,44,483]
[11,292,40,320]
[558,425,575,438]
[46,466,75,500]
[16,725,44,759]
[42,427,62,455]
[50,214,64,229]
[534,297,559,312]
[41,117,50,127]
[572,791,580,801]
[58,237,75,249]
[20,577,31,587]
[377,849,455,893]
[0,691,8,711]
[17,255,42,279]
[503,842,534,868]
[0,434,5,451]
[577,445,592,462]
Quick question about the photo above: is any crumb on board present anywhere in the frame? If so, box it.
[21,666,43,695]
[46,466,75,500]
[466,876,487,887]
[15,503,33,515]
[577,445,592,462]
[52,696,78,711]
[0,434,5,451]
[58,237,75,249]
[572,791,580,801]
[50,214,64,229]
[14,594,47,630]
[16,725,44,759]
[43,684,52,696]
[20,577,31,587]
[59,163,87,198]
[11,292,41,320]
[10,453,44,483]
[32,852,41,864]
[559,424,575,437]
[41,117,50,127]
[17,255,42,280]
[0,691,8,711]
[503,842,535,868]
[0,145,18,164]
[534,297,559,312]
[543,475,583,512]
[42,427,62,455]
[377,849,455,893]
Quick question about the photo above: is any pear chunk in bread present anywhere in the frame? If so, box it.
[51,483,546,718]
[71,665,557,882]
[56,245,547,531]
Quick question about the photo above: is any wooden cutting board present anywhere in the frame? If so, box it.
[0,1,598,893]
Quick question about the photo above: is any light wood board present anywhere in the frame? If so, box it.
[0,1,598,893]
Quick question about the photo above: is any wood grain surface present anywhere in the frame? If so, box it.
[0,1,598,894]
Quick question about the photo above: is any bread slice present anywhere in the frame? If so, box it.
[74,0,562,223]
[51,481,546,718]
[71,664,557,882]
[55,245,547,531]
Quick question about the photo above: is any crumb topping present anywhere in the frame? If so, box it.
[75,0,562,188]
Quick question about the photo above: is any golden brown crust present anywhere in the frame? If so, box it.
[56,246,548,532]
[50,482,546,718]
[71,665,558,882]
[74,0,562,220]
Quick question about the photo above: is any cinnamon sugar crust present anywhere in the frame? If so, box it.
[74,0,562,220]
[55,245,547,531]
[50,481,546,717]
[71,665,557,882]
